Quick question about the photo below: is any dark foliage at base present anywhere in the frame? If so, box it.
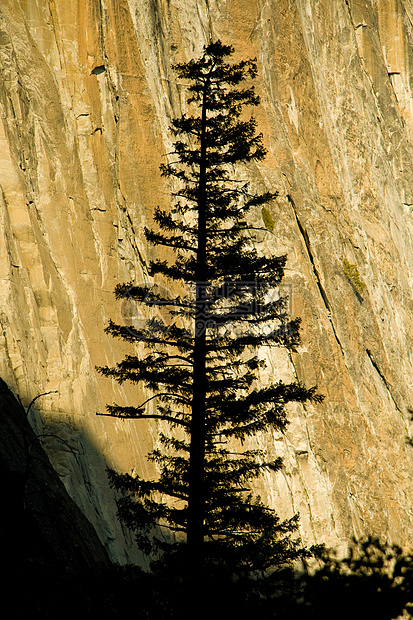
[135,537,413,620]
[296,537,413,620]
[14,537,412,620]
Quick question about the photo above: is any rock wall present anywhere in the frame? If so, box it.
[1,0,413,562]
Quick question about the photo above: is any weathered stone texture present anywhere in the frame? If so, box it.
[1,0,413,561]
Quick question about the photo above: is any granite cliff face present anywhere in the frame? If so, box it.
[1,0,413,562]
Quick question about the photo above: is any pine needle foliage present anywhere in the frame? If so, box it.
[97,41,323,581]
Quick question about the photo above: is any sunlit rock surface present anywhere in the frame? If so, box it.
[1,0,413,561]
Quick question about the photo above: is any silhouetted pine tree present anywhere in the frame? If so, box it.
[97,41,323,592]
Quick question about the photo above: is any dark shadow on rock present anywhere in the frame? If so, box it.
[0,377,111,571]
[0,378,150,618]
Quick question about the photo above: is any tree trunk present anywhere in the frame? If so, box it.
[187,78,209,570]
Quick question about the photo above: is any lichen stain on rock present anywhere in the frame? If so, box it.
[0,0,413,561]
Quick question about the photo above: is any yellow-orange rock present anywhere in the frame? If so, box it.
[1,0,413,561]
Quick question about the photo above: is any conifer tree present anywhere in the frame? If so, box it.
[97,41,323,588]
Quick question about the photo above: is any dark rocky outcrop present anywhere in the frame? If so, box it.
[0,378,119,617]
[0,378,110,571]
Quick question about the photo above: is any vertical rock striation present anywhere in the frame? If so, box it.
[1,0,413,561]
